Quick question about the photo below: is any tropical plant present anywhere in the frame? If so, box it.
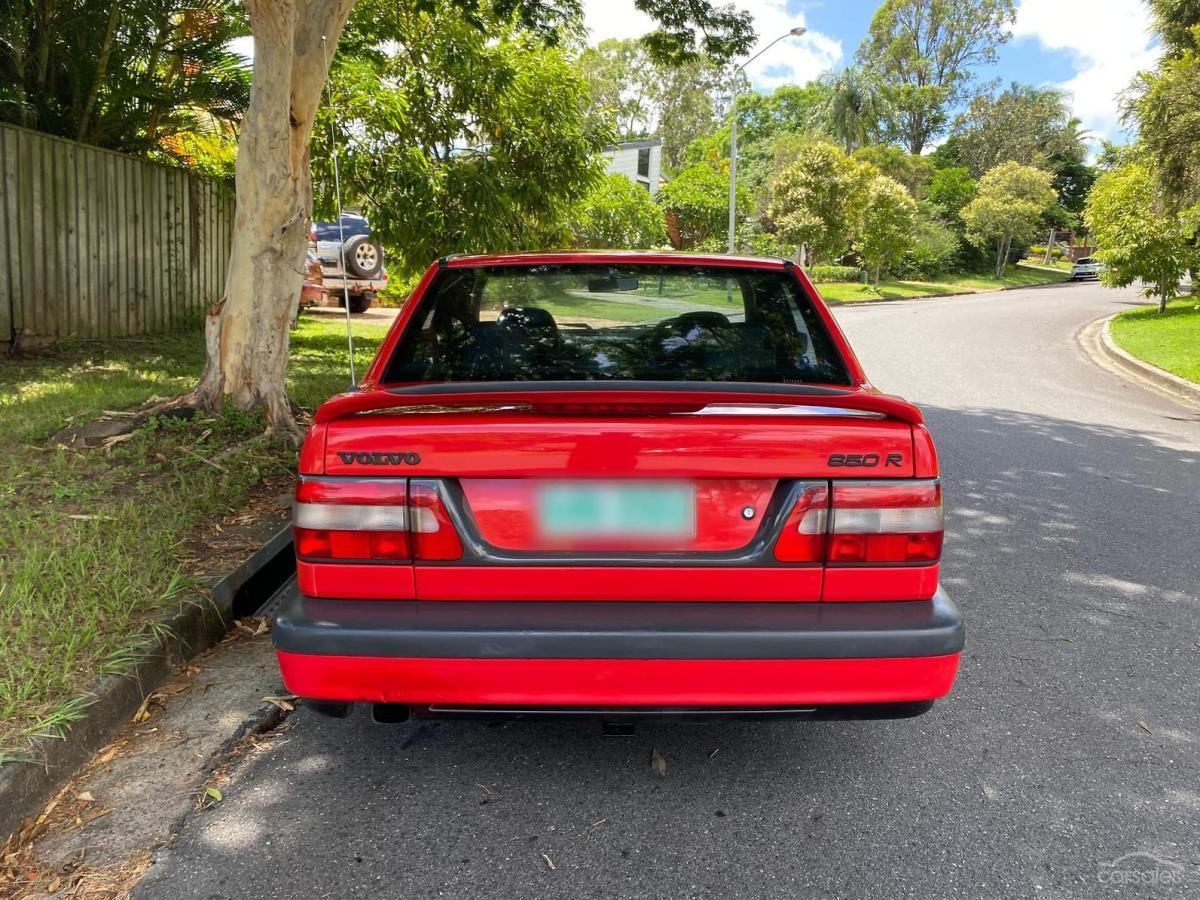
[818,66,890,153]
[0,0,250,160]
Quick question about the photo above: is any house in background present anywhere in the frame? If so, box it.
[602,139,662,196]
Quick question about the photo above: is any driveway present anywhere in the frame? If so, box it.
[136,281,1200,899]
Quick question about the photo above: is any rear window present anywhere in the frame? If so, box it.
[383,264,850,386]
[313,215,371,241]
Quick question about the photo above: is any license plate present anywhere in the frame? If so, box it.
[538,483,695,539]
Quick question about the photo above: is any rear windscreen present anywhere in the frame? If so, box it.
[383,264,850,386]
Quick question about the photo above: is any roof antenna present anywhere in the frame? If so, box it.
[321,33,356,389]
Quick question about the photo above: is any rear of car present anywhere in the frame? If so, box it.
[275,252,963,720]
[308,214,388,313]
[1070,257,1102,281]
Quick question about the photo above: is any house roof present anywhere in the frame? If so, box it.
[602,139,663,152]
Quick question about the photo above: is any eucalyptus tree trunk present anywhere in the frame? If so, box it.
[191,0,356,435]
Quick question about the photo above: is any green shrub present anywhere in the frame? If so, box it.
[806,265,864,283]
[895,220,960,279]
[1028,244,1065,261]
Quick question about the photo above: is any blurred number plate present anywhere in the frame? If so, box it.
[538,483,695,538]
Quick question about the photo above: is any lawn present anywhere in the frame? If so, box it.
[815,264,1069,304]
[1109,298,1200,384]
[0,313,390,762]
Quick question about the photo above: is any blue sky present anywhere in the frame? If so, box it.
[583,0,1161,147]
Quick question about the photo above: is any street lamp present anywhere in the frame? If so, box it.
[727,26,807,254]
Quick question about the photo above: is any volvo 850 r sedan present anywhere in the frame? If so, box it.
[274,252,964,723]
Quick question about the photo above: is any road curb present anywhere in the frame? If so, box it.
[0,522,295,843]
[823,274,1070,308]
[1079,312,1200,410]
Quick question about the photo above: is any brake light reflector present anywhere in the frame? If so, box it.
[828,480,943,563]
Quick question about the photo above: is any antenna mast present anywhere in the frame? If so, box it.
[321,34,356,388]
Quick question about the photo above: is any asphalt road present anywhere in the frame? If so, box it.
[136,281,1200,899]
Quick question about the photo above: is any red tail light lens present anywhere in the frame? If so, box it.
[409,480,463,561]
[294,479,411,562]
[773,484,829,562]
[828,480,943,563]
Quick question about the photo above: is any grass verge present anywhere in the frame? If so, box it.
[0,313,390,760]
[816,264,1069,304]
[1109,298,1200,384]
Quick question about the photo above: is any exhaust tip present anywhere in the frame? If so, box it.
[372,702,411,724]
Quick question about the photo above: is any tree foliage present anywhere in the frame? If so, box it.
[852,144,935,198]
[857,0,1016,154]
[578,39,656,139]
[634,0,755,65]
[818,66,890,153]
[656,162,744,249]
[579,38,729,172]
[1085,160,1199,313]
[960,161,1056,277]
[313,0,611,276]
[952,83,1085,178]
[924,166,975,224]
[854,175,918,286]
[0,0,249,159]
[574,173,667,248]
[769,143,874,264]
[1125,31,1200,215]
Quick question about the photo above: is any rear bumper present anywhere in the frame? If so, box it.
[273,587,964,707]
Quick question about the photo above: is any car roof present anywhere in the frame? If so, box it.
[442,250,792,270]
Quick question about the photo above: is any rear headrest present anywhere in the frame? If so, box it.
[496,306,558,333]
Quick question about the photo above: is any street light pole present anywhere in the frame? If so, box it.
[727,26,807,255]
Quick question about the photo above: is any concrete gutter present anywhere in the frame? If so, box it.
[1078,313,1200,410]
[0,521,295,843]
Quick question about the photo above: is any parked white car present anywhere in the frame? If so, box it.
[1070,257,1104,281]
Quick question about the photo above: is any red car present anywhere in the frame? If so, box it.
[275,252,963,722]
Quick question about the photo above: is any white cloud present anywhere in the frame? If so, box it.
[1011,0,1159,141]
[582,0,842,89]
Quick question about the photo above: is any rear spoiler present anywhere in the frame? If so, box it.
[313,382,925,426]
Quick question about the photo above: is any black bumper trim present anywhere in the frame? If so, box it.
[273,586,964,661]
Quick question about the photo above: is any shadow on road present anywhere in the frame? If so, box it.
[134,404,1200,900]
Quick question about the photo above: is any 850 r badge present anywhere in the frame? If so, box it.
[828,453,903,468]
[337,452,421,465]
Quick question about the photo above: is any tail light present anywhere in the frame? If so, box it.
[773,484,829,562]
[294,479,463,562]
[773,480,943,565]
[408,480,464,561]
[828,480,943,563]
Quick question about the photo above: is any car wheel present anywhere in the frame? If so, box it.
[347,292,375,314]
[343,234,384,279]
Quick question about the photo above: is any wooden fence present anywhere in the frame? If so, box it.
[0,123,235,345]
